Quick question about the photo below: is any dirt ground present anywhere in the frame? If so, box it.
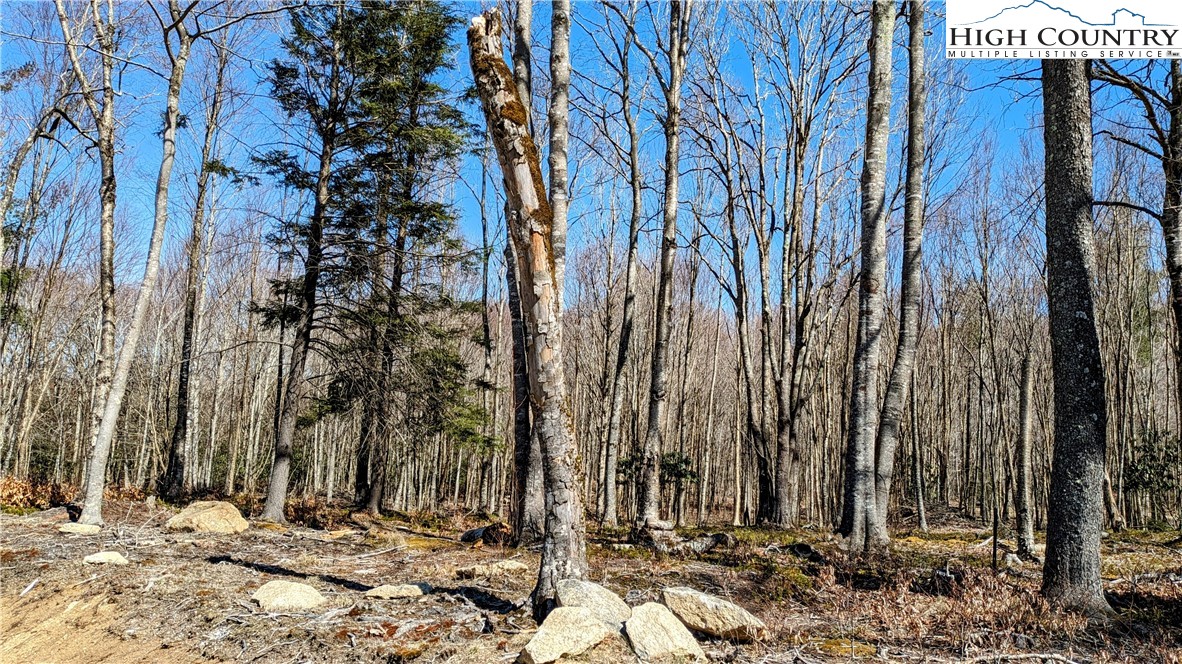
[0,500,1178,663]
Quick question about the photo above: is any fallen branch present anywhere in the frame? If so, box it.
[950,654,1082,664]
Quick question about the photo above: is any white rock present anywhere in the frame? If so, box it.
[555,579,631,629]
[165,501,249,534]
[519,606,614,664]
[660,586,766,641]
[59,523,102,535]
[251,580,326,612]
[366,583,430,599]
[83,551,128,565]
[624,602,705,662]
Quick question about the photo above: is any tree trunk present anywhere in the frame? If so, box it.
[162,36,229,500]
[601,14,644,529]
[637,0,691,533]
[1039,58,1112,616]
[1016,352,1037,558]
[871,0,926,546]
[78,5,191,525]
[839,0,895,551]
[260,113,335,523]
[507,0,544,546]
[468,9,587,621]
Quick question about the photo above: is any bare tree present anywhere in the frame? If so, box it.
[70,0,196,525]
[627,0,692,534]
[870,0,926,545]
[469,8,587,620]
[1040,58,1111,616]
[161,28,232,500]
[840,0,895,551]
[507,0,545,544]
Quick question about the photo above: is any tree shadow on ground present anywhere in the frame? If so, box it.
[205,555,518,614]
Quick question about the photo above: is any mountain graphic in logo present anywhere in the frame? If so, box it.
[965,0,1166,27]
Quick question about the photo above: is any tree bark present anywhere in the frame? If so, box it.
[1039,58,1112,616]
[508,0,544,545]
[1016,352,1037,558]
[78,0,192,525]
[601,7,644,530]
[840,0,894,551]
[871,0,925,545]
[468,9,587,621]
[162,34,229,500]
[637,0,691,533]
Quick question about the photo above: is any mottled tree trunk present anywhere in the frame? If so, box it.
[1016,352,1037,558]
[1039,58,1112,616]
[469,9,587,621]
[840,0,894,551]
[871,0,925,546]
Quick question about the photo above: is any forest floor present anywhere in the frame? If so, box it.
[0,496,1179,663]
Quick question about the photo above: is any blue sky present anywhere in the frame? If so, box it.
[2,1,1054,292]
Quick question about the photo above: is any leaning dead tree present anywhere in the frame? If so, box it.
[468,8,587,621]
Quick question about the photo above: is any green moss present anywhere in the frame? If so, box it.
[0,505,37,516]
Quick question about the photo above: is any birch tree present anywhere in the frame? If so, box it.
[468,7,587,620]
[871,0,926,545]
[840,0,895,551]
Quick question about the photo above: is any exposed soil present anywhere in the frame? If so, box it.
[1,500,1178,663]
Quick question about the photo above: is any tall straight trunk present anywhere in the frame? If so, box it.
[871,0,926,545]
[1039,58,1112,616]
[79,1,192,525]
[1016,352,1036,557]
[601,15,643,529]
[162,36,229,499]
[54,0,116,492]
[469,9,587,621]
[1161,62,1182,439]
[910,371,928,532]
[509,244,544,542]
[637,0,691,531]
[839,0,895,550]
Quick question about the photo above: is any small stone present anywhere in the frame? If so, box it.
[59,523,102,535]
[165,501,248,534]
[519,606,614,664]
[624,602,705,662]
[366,583,430,599]
[1004,553,1023,568]
[660,586,766,641]
[555,579,631,629]
[251,580,326,612]
[83,551,128,565]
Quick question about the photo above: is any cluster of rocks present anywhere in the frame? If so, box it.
[66,501,250,567]
[58,501,765,662]
[521,579,766,663]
